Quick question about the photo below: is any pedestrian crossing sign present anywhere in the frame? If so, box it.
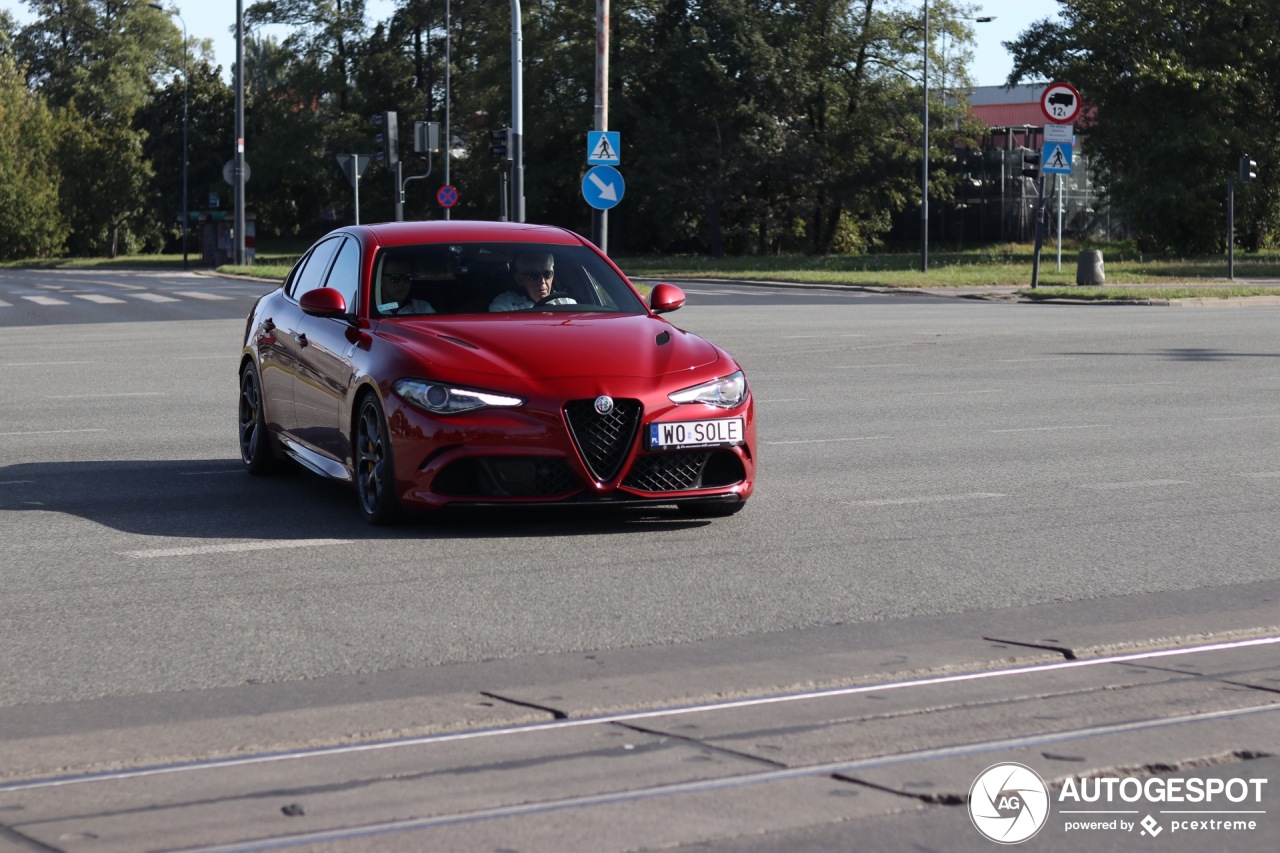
[587,131,621,165]
[1042,142,1073,175]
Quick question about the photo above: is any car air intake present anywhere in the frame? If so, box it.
[563,398,641,482]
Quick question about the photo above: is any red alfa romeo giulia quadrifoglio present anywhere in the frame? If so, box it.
[238,221,756,524]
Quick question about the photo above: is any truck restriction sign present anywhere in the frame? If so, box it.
[1041,82,1082,124]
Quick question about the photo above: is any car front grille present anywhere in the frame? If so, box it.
[432,457,582,498]
[622,450,746,492]
[563,398,641,482]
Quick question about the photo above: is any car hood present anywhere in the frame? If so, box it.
[381,313,722,381]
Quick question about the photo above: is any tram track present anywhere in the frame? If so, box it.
[3,635,1277,852]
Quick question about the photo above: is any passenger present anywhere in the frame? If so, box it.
[378,258,435,315]
[490,252,575,311]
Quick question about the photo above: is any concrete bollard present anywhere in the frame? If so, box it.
[1076,249,1105,285]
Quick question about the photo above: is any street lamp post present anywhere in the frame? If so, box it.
[921,0,929,273]
[148,3,189,269]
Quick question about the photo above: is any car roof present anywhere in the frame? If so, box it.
[356,220,589,249]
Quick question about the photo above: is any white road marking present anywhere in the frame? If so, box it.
[123,539,354,559]
[991,424,1109,433]
[765,436,886,445]
[1237,471,1280,478]
[0,480,35,485]
[75,293,127,304]
[1,361,96,367]
[834,363,909,369]
[1079,480,1191,490]
[0,428,107,436]
[849,492,1006,507]
[22,295,69,306]
[1206,414,1280,422]
[130,292,180,303]
[0,299,11,307]
[904,388,1002,397]
[174,291,232,301]
[781,334,865,339]
[996,357,1079,363]
[45,392,164,399]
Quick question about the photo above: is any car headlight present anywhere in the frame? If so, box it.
[394,379,524,414]
[668,371,747,408]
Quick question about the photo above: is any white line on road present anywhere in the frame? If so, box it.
[173,291,232,301]
[834,363,909,370]
[1,361,96,367]
[849,492,1006,507]
[1206,414,1280,422]
[990,424,1109,433]
[0,428,107,436]
[45,392,164,399]
[130,292,180,303]
[1237,471,1280,478]
[22,295,69,306]
[123,539,354,559]
[904,388,1002,397]
[782,334,865,339]
[1078,480,1191,490]
[765,436,887,445]
[0,480,35,485]
[75,293,127,304]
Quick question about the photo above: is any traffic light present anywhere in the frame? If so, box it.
[1020,147,1040,178]
[490,127,512,161]
[374,111,399,167]
[1240,155,1257,184]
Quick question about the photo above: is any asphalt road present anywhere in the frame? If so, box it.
[1,270,1278,851]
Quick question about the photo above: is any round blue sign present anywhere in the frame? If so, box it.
[582,166,624,210]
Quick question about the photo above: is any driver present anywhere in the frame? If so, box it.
[490,252,575,311]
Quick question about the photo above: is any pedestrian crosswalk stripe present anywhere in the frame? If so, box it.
[76,293,127,304]
[23,295,69,306]
[173,290,232,301]
[130,292,180,303]
[0,299,10,307]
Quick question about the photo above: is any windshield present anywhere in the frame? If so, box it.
[371,242,647,318]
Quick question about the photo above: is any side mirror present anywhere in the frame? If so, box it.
[649,282,686,314]
[300,287,348,317]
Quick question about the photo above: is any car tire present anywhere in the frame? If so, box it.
[676,500,745,518]
[239,362,276,475]
[355,394,401,525]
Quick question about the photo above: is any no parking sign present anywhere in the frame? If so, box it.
[436,185,459,208]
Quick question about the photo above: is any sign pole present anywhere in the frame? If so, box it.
[1056,174,1064,272]
[593,0,610,253]
[1228,177,1235,280]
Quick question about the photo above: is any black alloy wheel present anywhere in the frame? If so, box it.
[239,363,275,475]
[355,395,401,525]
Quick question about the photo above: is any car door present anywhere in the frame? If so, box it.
[273,235,344,442]
[292,236,361,464]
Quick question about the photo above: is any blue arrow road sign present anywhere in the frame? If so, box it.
[582,165,625,210]
[587,131,621,165]
[1042,142,1073,175]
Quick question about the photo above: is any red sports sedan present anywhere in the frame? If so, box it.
[238,221,756,523]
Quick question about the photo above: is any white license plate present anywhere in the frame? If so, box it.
[648,418,744,449]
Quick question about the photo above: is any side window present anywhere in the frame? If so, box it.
[323,238,360,311]
[288,237,343,300]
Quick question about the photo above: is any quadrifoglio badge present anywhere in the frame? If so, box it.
[969,763,1270,844]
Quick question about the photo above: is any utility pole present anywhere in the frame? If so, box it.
[510,0,525,222]
[234,0,246,265]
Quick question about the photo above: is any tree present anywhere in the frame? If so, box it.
[14,0,177,255]
[0,53,68,259]
[1006,0,1280,253]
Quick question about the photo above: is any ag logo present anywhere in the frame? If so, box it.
[969,763,1050,844]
